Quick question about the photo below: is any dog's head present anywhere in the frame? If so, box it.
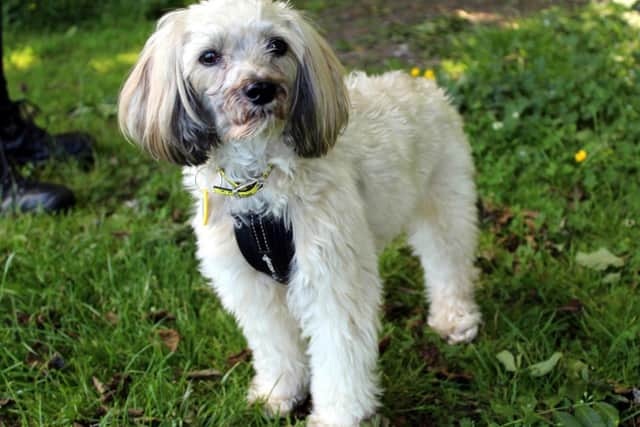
[118,0,349,166]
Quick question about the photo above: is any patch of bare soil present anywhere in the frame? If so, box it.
[301,0,587,68]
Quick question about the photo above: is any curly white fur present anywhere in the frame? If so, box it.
[119,1,481,425]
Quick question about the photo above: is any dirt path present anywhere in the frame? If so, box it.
[295,0,587,68]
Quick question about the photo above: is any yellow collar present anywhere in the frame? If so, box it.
[201,164,274,226]
[212,164,274,198]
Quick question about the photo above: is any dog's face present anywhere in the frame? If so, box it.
[118,0,349,166]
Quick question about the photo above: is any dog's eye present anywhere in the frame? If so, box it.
[267,38,288,56]
[199,50,221,66]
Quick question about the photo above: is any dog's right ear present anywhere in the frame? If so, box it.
[118,10,217,166]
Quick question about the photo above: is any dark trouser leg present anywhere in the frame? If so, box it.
[0,3,93,167]
[1,0,16,135]
[0,1,10,178]
[0,4,27,149]
[0,0,11,108]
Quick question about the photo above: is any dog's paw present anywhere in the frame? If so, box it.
[247,378,306,417]
[428,299,481,344]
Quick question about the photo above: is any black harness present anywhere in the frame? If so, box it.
[233,213,295,284]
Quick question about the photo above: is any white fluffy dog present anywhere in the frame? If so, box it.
[118,0,481,425]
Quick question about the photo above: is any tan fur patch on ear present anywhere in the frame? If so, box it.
[118,10,216,165]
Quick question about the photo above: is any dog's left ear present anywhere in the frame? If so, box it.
[118,10,217,166]
[287,15,349,158]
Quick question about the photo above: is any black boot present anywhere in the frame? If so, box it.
[1,100,94,167]
[0,140,75,214]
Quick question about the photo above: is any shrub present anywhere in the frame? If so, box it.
[2,0,194,29]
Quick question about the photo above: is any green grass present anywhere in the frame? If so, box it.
[1,2,640,426]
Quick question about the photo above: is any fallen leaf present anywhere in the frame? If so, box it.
[146,310,176,323]
[529,352,562,377]
[558,298,583,313]
[157,329,180,352]
[185,368,223,380]
[497,208,514,226]
[92,376,106,396]
[24,341,48,368]
[127,408,144,417]
[111,231,130,239]
[576,248,624,271]
[105,311,119,325]
[227,348,252,366]
[612,383,632,395]
[496,350,517,372]
[92,373,132,404]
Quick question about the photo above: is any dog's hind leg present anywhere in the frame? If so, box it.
[407,144,481,344]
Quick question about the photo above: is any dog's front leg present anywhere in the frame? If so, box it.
[195,219,309,415]
[288,198,382,427]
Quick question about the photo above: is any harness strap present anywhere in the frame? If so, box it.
[233,213,295,284]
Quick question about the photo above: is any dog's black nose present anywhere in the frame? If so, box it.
[244,81,277,105]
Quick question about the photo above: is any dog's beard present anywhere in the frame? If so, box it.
[227,110,273,139]
[223,101,288,141]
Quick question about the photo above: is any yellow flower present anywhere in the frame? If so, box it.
[410,67,421,77]
[424,69,436,80]
[9,47,37,70]
[575,149,587,163]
